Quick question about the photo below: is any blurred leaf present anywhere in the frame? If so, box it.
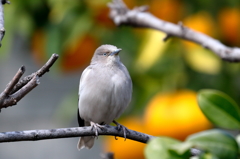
[17,12,34,38]
[145,137,186,159]
[62,14,93,51]
[170,142,192,156]
[135,29,169,72]
[184,47,221,75]
[186,129,239,159]
[48,0,81,24]
[46,25,61,57]
[197,89,240,129]
[182,11,221,75]
[235,134,240,154]
[190,153,219,159]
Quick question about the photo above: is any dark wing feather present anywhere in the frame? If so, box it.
[77,108,85,127]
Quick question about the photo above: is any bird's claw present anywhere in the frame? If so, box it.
[90,121,104,139]
[113,120,129,141]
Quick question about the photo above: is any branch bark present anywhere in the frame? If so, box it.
[0,125,154,143]
[0,0,10,47]
[0,53,59,110]
[108,0,240,62]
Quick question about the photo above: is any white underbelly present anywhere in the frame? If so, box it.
[79,82,130,124]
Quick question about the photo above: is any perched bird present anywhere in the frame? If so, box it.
[77,44,132,150]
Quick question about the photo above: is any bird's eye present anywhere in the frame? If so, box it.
[103,53,107,56]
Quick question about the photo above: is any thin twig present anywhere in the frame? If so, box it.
[0,54,59,110]
[1,75,40,108]
[0,66,25,106]
[108,0,240,62]
[11,53,59,94]
[0,125,154,143]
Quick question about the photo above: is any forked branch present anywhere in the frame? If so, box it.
[0,54,59,110]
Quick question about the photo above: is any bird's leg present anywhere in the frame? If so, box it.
[90,121,105,139]
[113,120,129,141]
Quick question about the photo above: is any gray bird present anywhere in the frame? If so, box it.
[77,44,132,150]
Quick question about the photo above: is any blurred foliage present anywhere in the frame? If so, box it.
[1,0,240,157]
[145,129,239,159]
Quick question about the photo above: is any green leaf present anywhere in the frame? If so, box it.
[145,137,188,159]
[190,153,219,159]
[235,134,240,154]
[197,89,240,129]
[170,142,192,156]
[186,129,239,159]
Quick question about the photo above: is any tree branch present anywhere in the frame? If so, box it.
[0,66,25,106]
[0,54,59,110]
[10,53,59,94]
[0,125,154,143]
[108,0,240,62]
[0,0,10,47]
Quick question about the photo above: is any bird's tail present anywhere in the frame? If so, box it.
[77,109,95,150]
[77,136,95,150]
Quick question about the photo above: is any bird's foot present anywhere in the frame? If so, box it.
[90,121,105,139]
[113,120,129,141]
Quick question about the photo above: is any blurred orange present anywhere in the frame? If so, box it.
[61,34,99,72]
[103,117,146,159]
[124,0,138,9]
[31,29,48,65]
[144,90,212,140]
[85,1,115,28]
[218,8,240,45]
[182,11,215,49]
[181,12,220,74]
[149,0,183,23]
[94,6,115,28]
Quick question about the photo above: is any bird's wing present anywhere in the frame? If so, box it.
[77,108,85,127]
[78,66,92,95]
[78,66,92,127]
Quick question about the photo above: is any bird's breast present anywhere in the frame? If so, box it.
[79,65,132,124]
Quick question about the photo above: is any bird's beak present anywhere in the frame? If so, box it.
[110,48,122,56]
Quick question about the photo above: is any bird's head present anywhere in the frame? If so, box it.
[91,44,122,65]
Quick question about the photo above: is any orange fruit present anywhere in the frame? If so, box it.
[103,117,146,159]
[181,12,220,74]
[182,12,215,49]
[149,0,183,23]
[31,29,48,65]
[183,12,215,37]
[218,8,240,45]
[94,6,115,28]
[144,90,212,140]
[32,29,99,72]
[86,1,115,28]
[61,34,99,72]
